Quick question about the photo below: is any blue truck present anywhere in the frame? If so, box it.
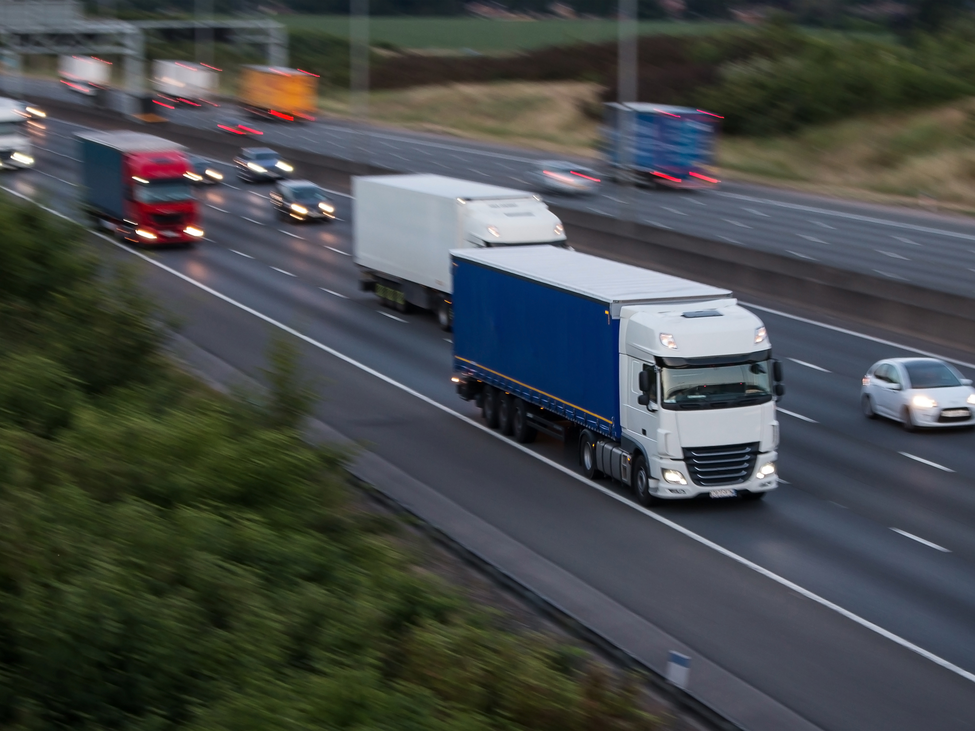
[452,246,783,503]
[602,102,721,189]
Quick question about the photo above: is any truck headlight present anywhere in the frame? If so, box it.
[487,225,501,238]
[135,228,157,240]
[11,152,33,166]
[757,461,776,478]
[275,161,293,172]
[318,202,335,213]
[205,168,223,180]
[184,226,204,237]
[247,162,266,173]
[290,203,308,215]
[912,395,937,409]
[755,326,768,344]
[662,469,687,485]
[659,333,677,350]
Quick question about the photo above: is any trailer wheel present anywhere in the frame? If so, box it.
[498,393,514,436]
[579,430,600,480]
[482,387,500,429]
[512,399,537,444]
[437,299,452,332]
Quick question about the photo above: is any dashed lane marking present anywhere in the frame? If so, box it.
[378,311,408,323]
[778,408,817,423]
[229,249,253,259]
[891,528,950,553]
[787,358,830,373]
[271,266,295,277]
[899,452,954,472]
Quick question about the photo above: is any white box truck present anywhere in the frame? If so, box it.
[0,97,34,170]
[353,174,567,330]
[452,246,784,502]
[58,55,111,95]
[152,60,219,106]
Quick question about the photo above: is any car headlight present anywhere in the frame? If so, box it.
[275,161,293,172]
[135,228,157,240]
[11,152,33,165]
[554,223,564,236]
[755,326,768,344]
[290,203,308,215]
[662,469,687,485]
[26,107,45,118]
[757,461,776,478]
[205,169,223,180]
[184,226,204,237]
[318,202,335,213]
[184,171,203,181]
[912,395,937,409]
[967,393,975,405]
[246,162,266,173]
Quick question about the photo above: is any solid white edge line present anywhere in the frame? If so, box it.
[743,302,975,371]
[890,528,951,553]
[898,452,955,473]
[777,408,818,424]
[787,358,831,373]
[8,184,975,686]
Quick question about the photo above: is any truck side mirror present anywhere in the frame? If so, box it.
[638,393,650,406]
[774,383,785,401]
[772,359,783,382]
[638,369,651,393]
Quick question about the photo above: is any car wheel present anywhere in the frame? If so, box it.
[861,394,877,419]
[902,406,917,432]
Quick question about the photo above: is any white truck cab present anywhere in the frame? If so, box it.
[0,98,34,170]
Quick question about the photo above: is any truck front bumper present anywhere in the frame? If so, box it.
[650,454,778,500]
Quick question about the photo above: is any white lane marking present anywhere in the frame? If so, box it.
[891,528,951,553]
[605,195,625,203]
[391,153,408,161]
[778,408,818,423]
[33,169,77,186]
[744,303,975,371]
[743,207,769,217]
[444,338,453,343]
[341,127,538,163]
[798,234,827,243]
[874,269,906,280]
[899,452,954,472]
[229,249,253,259]
[270,266,295,277]
[683,197,706,206]
[279,229,303,239]
[644,220,673,229]
[326,245,351,257]
[250,191,267,199]
[830,501,847,509]
[786,250,816,260]
[893,235,922,246]
[810,220,834,229]
[662,206,687,216]
[207,204,228,213]
[719,235,740,244]
[378,311,408,322]
[877,250,909,260]
[242,217,266,226]
[13,182,975,687]
[724,219,752,228]
[36,145,80,161]
[718,191,975,243]
[788,357,830,373]
[224,183,240,190]
[434,162,449,168]
[320,287,348,299]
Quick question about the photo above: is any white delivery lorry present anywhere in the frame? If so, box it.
[0,98,34,170]
[152,60,219,106]
[58,55,111,95]
[452,246,784,502]
[353,174,567,330]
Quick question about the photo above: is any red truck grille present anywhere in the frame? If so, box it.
[151,212,186,227]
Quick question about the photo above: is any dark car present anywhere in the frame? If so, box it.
[269,180,336,222]
[234,147,293,183]
[217,117,263,136]
[185,154,224,185]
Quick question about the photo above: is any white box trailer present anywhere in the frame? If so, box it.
[353,174,566,329]
[58,55,111,95]
[152,60,219,105]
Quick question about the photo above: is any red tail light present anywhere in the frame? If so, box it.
[652,171,682,183]
[689,171,720,184]
[268,109,294,121]
[570,170,601,182]
[153,100,175,109]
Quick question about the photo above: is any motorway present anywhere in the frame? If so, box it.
[7,113,975,730]
[14,77,975,298]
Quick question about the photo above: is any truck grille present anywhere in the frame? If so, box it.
[684,443,759,487]
[151,212,185,227]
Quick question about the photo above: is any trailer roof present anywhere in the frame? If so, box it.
[605,102,712,116]
[357,174,535,201]
[453,246,731,306]
[75,130,185,153]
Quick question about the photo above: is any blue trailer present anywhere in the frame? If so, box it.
[451,246,783,502]
[603,102,721,189]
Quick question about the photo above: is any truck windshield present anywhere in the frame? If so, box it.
[133,179,193,203]
[0,121,24,136]
[661,362,773,410]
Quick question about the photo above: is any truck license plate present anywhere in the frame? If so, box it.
[710,489,737,499]
[943,409,969,417]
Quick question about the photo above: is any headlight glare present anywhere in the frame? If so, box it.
[11,152,33,165]
[662,469,687,485]
[554,223,565,236]
[755,326,768,344]
[246,162,266,172]
[967,393,975,405]
[659,333,677,350]
[135,228,157,239]
[912,395,937,409]
[757,461,776,478]
[184,226,204,237]
[275,161,293,172]
[205,169,223,180]
[487,225,501,238]
[290,203,308,215]
[319,202,335,213]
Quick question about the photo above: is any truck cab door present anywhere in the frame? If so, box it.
[622,357,659,448]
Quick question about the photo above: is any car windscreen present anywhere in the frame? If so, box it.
[904,361,962,389]
[290,186,327,203]
[133,179,193,203]
[661,362,773,410]
[251,151,278,161]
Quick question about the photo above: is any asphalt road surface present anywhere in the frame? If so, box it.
[5,115,975,731]
[14,77,975,299]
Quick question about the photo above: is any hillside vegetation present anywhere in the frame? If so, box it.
[0,195,663,730]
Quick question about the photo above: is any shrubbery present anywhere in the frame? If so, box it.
[0,195,661,730]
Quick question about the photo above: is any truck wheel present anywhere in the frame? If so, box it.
[437,300,452,332]
[497,393,514,436]
[512,399,537,444]
[579,430,600,480]
[482,387,500,429]
[631,455,657,506]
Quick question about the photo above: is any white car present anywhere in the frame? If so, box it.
[861,357,975,430]
[527,160,602,196]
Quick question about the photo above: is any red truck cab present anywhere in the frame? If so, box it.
[77,130,204,245]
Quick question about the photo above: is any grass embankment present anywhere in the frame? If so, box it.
[0,195,664,729]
